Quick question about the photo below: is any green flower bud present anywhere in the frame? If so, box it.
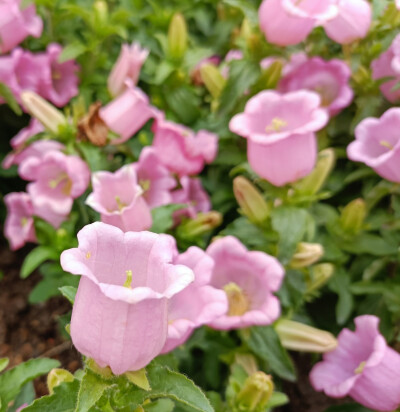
[275,319,337,353]
[236,372,274,411]
[233,176,270,223]
[340,198,366,236]
[168,13,188,61]
[295,148,336,196]
[93,0,108,27]
[47,368,74,394]
[177,211,222,238]
[307,263,335,293]
[289,242,324,269]
[200,63,226,99]
[20,91,67,134]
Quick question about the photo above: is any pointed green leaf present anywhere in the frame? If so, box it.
[58,42,87,63]
[0,82,22,115]
[21,246,59,279]
[125,369,151,391]
[59,286,78,304]
[0,358,8,373]
[75,369,110,412]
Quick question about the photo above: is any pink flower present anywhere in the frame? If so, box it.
[86,164,152,232]
[371,34,400,103]
[10,118,44,149]
[347,108,400,183]
[4,192,36,250]
[161,246,228,353]
[0,0,42,54]
[100,83,156,144]
[35,43,79,107]
[60,222,194,374]
[323,0,372,45]
[108,42,149,97]
[259,0,338,46]
[310,315,400,412]
[19,151,90,227]
[132,147,176,208]
[152,116,218,176]
[0,48,42,104]
[229,90,329,186]
[397,0,400,10]
[205,236,284,330]
[2,140,64,170]
[172,176,211,221]
[279,56,353,116]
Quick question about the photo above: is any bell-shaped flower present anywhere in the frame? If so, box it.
[259,0,338,47]
[371,34,400,103]
[100,82,156,144]
[347,108,400,183]
[132,147,176,208]
[60,222,194,374]
[4,192,36,250]
[229,90,329,186]
[35,43,80,107]
[86,164,152,232]
[161,246,228,353]
[152,115,218,176]
[0,0,42,54]
[205,236,285,330]
[279,56,353,116]
[323,0,372,45]
[310,315,400,412]
[19,151,90,226]
[9,118,44,150]
[108,42,149,97]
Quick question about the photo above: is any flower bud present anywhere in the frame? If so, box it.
[262,60,283,90]
[289,242,324,269]
[200,63,226,99]
[168,13,188,61]
[20,91,67,134]
[233,176,270,223]
[307,263,335,293]
[275,319,337,353]
[177,211,222,238]
[236,372,274,411]
[47,368,74,394]
[234,353,258,376]
[295,148,336,196]
[93,0,108,27]
[340,198,366,236]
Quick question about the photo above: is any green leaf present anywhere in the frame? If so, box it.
[59,286,78,304]
[0,358,60,412]
[58,42,87,63]
[246,326,296,382]
[271,206,309,263]
[75,370,110,412]
[0,82,22,116]
[23,380,80,412]
[222,0,258,24]
[329,270,353,325]
[0,358,8,373]
[164,86,201,124]
[20,246,59,279]
[114,364,214,412]
[144,399,175,412]
[125,369,150,391]
[340,233,398,256]
[266,392,289,409]
[151,204,186,233]
[9,382,35,412]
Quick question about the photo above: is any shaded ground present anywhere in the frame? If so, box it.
[0,236,344,411]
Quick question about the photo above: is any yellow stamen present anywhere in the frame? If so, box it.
[86,252,91,259]
[52,70,62,80]
[354,361,366,375]
[20,217,28,227]
[380,140,394,150]
[123,270,133,289]
[139,179,151,192]
[265,117,287,133]
[48,173,69,189]
[223,282,250,317]
[115,196,127,211]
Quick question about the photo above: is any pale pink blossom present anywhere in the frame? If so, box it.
[35,43,79,107]
[323,0,372,45]
[4,192,36,250]
[347,108,400,183]
[86,164,152,232]
[310,315,400,412]
[100,83,156,144]
[371,34,400,103]
[172,176,211,221]
[206,236,284,330]
[152,116,218,176]
[0,0,42,54]
[60,222,194,374]
[108,42,149,97]
[279,56,353,116]
[132,147,176,208]
[19,151,90,226]
[259,0,338,46]
[162,246,228,353]
[397,0,400,10]
[10,118,44,149]
[229,90,329,186]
